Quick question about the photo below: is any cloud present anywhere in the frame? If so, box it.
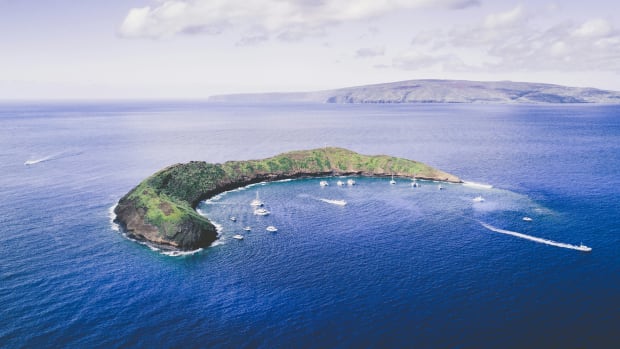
[392,51,469,71]
[355,46,385,58]
[483,5,524,29]
[394,5,620,73]
[572,19,613,38]
[118,0,481,40]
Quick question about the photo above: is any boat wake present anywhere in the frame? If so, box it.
[319,198,347,206]
[463,181,493,189]
[479,221,591,252]
[24,151,82,166]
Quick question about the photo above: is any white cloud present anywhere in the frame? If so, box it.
[356,46,385,58]
[483,5,524,29]
[573,19,613,38]
[118,0,480,40]
[392,6,620,74]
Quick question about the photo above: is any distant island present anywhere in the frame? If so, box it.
[114,148,461,251]
[209,79,620,104]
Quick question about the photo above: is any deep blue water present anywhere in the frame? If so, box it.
[1,102,619,348]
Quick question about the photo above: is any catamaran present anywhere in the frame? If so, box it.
[250,191,264,207]
[253,208,270,216]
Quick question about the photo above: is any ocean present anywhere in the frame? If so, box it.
[1,102,619,348]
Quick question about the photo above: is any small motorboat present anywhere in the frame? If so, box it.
[337,180,344,186]
[233,234,244,240]
[230,216,237,222]
[438,185,444,190]
[390,175,396,185]
[320,180,329,187]
[472,196,485,202]
[243,226,251,231]
[266,226,278,232]
[577,243,592,252]
[522,217,533,222]
[347,179,356,186]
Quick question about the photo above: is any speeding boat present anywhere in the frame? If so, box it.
[233,234,244,240]
[347,179,356,186]
[253,208,270,216]
[577,243,592,252]
[390,175,396,185]
[266,226,278,232]
[320,180,329,187]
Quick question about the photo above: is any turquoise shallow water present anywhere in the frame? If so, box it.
[0,102,619,348]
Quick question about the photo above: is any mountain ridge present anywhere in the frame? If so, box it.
[209,79,620,104]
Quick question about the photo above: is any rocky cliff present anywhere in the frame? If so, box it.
[114,147,461,251]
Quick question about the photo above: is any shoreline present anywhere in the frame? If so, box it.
[114,147,462,251]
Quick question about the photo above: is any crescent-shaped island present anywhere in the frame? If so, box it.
[114,147,461,251]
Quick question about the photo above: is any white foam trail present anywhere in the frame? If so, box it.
[161,248,204,257]
[319,198,347,206]
[24,151,82,165]
[479,221,591,252]
[463,181,494,189]
[24,154,55,165]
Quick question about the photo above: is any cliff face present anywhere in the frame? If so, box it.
[114,147,461,251]
[209,79,620,104]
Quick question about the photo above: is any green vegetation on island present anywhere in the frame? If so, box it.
[114,147,461,251]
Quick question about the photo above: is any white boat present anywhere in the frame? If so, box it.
[522,217,533,222]
[243,226,251,231]
[411,179,419,188]
[320,199,347,206]
[336,180,344,186]
[577,243,592,252]
[320,180,329,187]
[253,208,270,216]
[472,196,485,202]
[389,175,396,185]
[250,192,264,207]
[266,226,278,232]
[347,179,356,186]
[230,216,237,222]
[233,234,244,240]
[438,185,444,190]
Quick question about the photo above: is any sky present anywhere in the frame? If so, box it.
[1,0,619,99]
